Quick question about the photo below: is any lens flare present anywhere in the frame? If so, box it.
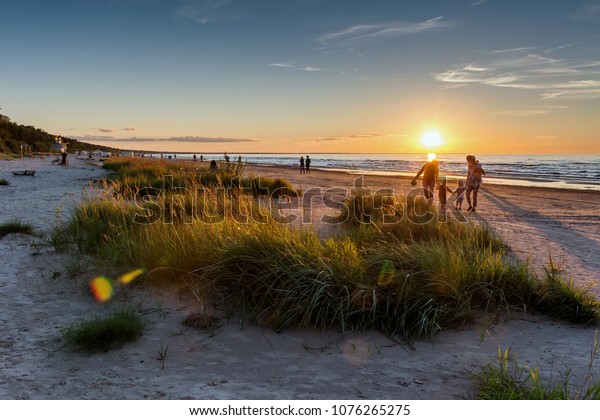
[90,276,114,303]
[117,268,145,284]
[377,260,395,286]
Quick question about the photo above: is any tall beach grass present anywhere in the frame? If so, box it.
[54,157,599,343]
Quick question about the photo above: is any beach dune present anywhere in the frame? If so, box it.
[0,156,598,399]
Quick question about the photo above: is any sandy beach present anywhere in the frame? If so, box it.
[1,156,599,400]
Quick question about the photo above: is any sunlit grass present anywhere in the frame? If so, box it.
[476,345,600,399]
[54,158,599,343]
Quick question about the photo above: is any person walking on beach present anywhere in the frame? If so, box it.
[465,155,485,212]
[453,179,466,210]
[412,159,439,206]
[299,156,305,173]
[61,149,68,166]
[193,154,197,162]
[437,176,453,211]
[305,155,311,173]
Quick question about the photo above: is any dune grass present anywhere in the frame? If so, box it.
[476,345,600,399]
[63,309,143,353]
[54,158,599,343]
[0,178,10,186]
[0,219,33,238]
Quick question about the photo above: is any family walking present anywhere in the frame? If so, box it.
[411,155,485,212]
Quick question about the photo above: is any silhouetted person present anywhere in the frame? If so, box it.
[210,159,218,171]
[193,154,197,162]
[412,159,439,207]
[61,150,67,166]
[305,155,311,173]
[299,156,305,173]
[465,155,485,212]
[437,176,453,211]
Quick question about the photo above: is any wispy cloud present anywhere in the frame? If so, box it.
[174,0,247,24]
[98,128,115,133]
[434,47,600,100]
[270,62,328,72]
[270,62,294,69]
[545,43,576,53]
[497,109,550,116]
[470,0,487,6]
[122,127,136,132]
[317,17,453,48]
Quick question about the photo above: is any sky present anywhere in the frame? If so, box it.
[1,0,599,154]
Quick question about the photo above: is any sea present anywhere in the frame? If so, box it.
[148,153,600,192]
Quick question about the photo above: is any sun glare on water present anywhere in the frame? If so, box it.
[427,153,437,161]
[422,130,443,148]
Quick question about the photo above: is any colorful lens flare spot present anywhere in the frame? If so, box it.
[117,268,145,284]
[90,276,114,303]
[377,260,395,286]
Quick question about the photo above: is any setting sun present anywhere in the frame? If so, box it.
[422,130,443,148]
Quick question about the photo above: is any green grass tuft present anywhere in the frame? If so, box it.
[476,347,600,399]
[0,178,10,186]
[0,219,33,237]
[64,309,143,353]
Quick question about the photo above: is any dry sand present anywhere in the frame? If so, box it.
[1,156,599,400]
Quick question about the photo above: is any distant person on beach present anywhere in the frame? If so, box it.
[305,156,311,173]
[465,155,485,212]
[238,155,242,164]
[193,154,197,162]
[437,176,453,211]
[61,149,68,166]
[412,159,439,206]
[200,155,203,162]
[210,159,218,171]
[299,156,305,173]
[453,179,466,210]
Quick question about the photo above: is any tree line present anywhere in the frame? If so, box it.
[0,114,117,155]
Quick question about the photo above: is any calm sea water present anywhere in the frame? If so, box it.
[150,153,600,191]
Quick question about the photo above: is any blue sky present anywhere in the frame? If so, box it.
[1,0,599,153]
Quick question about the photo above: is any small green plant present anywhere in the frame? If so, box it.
[64,309,143,352]
[157,343,169,370]
[476,344,600,399]
[0,178,10,186]
[534,256,599,325]
[0,219,33,238]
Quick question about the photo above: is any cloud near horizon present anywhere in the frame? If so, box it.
[78,135,257,143]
